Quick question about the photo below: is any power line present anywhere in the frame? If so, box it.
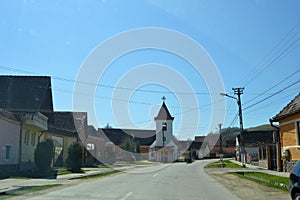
[244,91,298,114]
[241,19,300,86]
[243,78,300,110]
[243,34,300,86]
[0,65,216,95]
[243,67,300,105]
[227,114,238,128]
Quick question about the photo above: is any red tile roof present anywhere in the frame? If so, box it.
[272,93,300,121]
[0,108,20,122]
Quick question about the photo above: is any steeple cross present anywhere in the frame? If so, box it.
[161,96,166,102]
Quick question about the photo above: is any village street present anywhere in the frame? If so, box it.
[13,160,238,200]
[7,160,256,200]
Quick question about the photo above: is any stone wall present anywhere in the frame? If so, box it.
[259,160,268,169]
[0,164,18,178]
[283,160,297,172]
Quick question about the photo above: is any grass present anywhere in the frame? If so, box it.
[98,165,111,168]
[230,172,289,191]
[56,168,71,175]
[0,184,62,200]
[70,170,122,180]
[205,159,244,168]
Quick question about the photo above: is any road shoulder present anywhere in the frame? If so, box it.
[205,168,289,200]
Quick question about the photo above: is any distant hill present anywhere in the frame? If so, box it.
[218,124,276,143]
[246,124,277,131]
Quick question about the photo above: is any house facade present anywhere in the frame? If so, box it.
[0,109,21,176]
[84,125,106,165]
[42,111,87,167]
[19,112,48,170]
[271,93,300,172]
[236,130,275,165]
[0,76,54,171]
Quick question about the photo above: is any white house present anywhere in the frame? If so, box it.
[149,101,179,162]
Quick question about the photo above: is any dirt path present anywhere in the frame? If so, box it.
[205,168,290,200]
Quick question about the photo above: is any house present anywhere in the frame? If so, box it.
[101,128,155,160]
[0,109,21,177]
[0,76,54,118]
[270,93,300,172]
[85,125,106,165]
[41,111,87,167]
[195,135,235,158]
[149,101,179,162]
[187,141,205,160]
[0,75,54,171]
[236,129,276,165]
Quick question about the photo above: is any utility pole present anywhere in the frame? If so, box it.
[233,87,245,167]
[218,123,223,156]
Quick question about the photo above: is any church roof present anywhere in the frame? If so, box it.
[154,102,174,120]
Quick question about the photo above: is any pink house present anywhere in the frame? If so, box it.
[0,109,21,176]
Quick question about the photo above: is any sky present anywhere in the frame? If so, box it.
[0,0,300,140]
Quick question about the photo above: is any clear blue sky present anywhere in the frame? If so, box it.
[1,0,300,139]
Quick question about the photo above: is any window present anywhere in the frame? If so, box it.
[87,143,95,150]
[24,130,29,145]
[4,145,12,160]
[31,132,36,146]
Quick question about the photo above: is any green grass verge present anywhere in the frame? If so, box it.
[98,165,111,168]
[70,170,122,180]
[205,159,244,168]
[230,172,289,191]
[0,184,62,200]
[56,168,72,175]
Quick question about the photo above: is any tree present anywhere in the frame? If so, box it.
[34,139,55,171]
[66,142,83,172]
[120,138,140,162]
[120,138,136,153]
[104,123,112,129]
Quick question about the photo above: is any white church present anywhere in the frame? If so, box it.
[149,100,179,162]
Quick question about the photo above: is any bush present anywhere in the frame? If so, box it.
[34,139,55,171]
[66,142,83,172]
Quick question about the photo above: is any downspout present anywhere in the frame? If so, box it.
[269,118,281,172]
[18,122,23,172]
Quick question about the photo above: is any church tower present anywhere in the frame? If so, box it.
[154,97,174,147]
[149,96,178,162]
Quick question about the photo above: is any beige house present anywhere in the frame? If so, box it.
[271,93,300,172]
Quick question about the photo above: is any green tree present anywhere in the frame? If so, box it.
[120,138,139,162]
[34,139,55,171]
[120,138,136,153]
[66,142,83,172]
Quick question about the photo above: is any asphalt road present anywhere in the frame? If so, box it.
[28,160,240,200]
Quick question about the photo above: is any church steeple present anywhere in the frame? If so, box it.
[154,97,174,121]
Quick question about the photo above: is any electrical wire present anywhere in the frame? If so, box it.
[243,67,300,105]
[243,78,300,110]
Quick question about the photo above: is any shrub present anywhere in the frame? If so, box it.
[34,139,55,171]
[66,142,83,172]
